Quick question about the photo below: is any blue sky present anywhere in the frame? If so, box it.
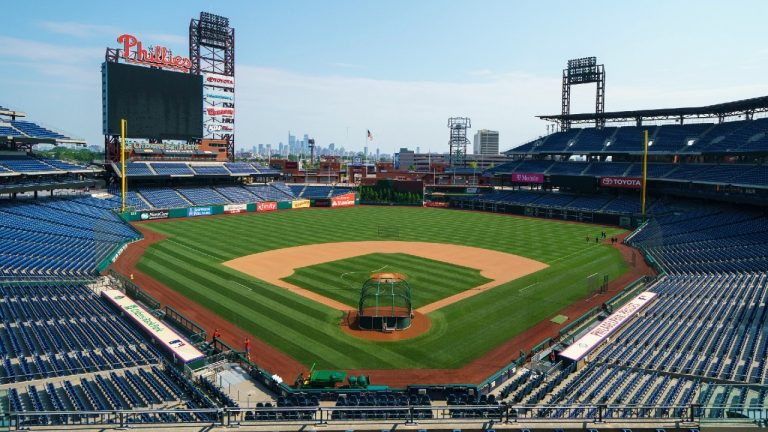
[1,0,767,153]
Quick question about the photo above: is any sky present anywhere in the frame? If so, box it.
[1,0,767,154]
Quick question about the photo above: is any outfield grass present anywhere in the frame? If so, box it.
[283,253,491,309]
[137,206,627,369]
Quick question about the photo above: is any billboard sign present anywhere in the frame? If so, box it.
[187,206,213,217]
[116,34,192,72]
[224,204,247,214]
[560,291,657,362]
[512,173,545,184]
[600,176,642,189]
[102,289,204,363]
[203,72,235,89]
[331,193,356,208]
[291,199,310,209]
[139,210,169,220]
[256,201,278,212]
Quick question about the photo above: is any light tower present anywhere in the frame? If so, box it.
[561,56,605,130]
[447,117,471,167]
[189,12,235,160]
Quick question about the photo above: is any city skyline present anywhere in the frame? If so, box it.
[1,1,767,153]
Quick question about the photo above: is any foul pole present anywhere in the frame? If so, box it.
[641,129,649,218]
[121,119,127,213]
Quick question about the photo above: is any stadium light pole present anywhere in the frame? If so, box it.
[641,129,649,218]
[121,119,127,213]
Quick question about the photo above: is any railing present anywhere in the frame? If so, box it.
[6,404,705,429]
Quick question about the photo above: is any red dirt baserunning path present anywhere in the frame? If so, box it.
[109,219,654,388]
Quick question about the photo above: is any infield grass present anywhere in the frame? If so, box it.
[137,206,627,369]
[283,253,491,309]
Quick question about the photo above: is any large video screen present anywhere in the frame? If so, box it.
[102,62,203,139]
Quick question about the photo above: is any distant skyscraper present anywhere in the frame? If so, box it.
[363,146,368,157]
[288,132,296,155]
[473,129,500,155]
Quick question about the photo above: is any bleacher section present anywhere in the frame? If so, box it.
[485,159,768,188]
[9,121,66,140]
[510,118,768,156]
[0,155,92,175]
[114,161,281,178]
[138,188,190,209]
[0,281,160,384]
[0,197,140,276]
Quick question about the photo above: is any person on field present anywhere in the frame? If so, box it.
[212,328,221,340]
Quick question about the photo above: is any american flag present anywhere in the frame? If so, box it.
[367,130,373,141]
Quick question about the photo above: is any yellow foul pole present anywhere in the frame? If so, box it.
[641,129,649,217]
[121,119,127,213]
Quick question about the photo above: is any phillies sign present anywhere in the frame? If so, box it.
[600,176,643,189]
[512,173,544,184]
[117,34,192,72]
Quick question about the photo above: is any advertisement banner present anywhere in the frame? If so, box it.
[204,90,234,102]
[224,204,247,214]
[102,289,204,363]
[600,176,642,189]
[206,123,234,133]
[291,199,310,209]
[187,207,213,217]
[205,107,235,117]
[331,193,356,208]
[423,201,449,208]
[203,72,235,89]
[560,291,657,362]
[256,201,278,212]
[512,173,545,184]
[139,210,169,220]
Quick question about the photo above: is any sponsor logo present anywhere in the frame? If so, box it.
[206,108,234,117]
[140,210,169,220]
[512,173,545,184]
[600,176,642,189]
[256,201,278,212]
[116,34,192,72]
[205,93,233,101]
[206,76,234,85]
[224,204,247,214]
[187,207,212,217]
[424,201,449,208]
[207,124,234,132]
[291,199,310,209]
[331,193,356,208]
[203,72,235,88]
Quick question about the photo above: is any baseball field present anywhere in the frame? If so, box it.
[131,206,627,374]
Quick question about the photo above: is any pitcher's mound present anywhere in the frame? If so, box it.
[340,310,432,341]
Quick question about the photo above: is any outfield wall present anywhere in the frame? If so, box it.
[119,193,358,222]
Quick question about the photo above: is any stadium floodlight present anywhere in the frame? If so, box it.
[561,56,605,130]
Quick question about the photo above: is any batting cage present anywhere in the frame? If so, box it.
[357,273,412,331]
